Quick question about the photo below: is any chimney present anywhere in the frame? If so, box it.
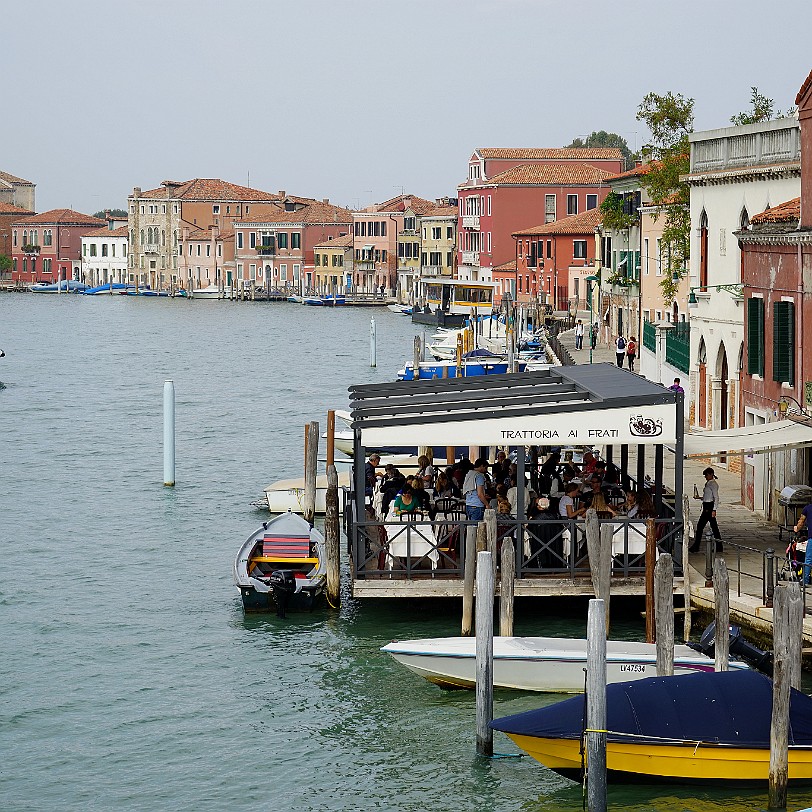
[133,187,141,198]
[796,71,812,229]
[278,190,286,198]
[322,198,329,204]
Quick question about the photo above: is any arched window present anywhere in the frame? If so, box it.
[23,257,27,274]
[31,230,38,245]
[130,229,135,244]
[161,229,165,246]
[23,230,28,245]
[740,208,750,230]
[699,210,708,290]
[140,229,145,244]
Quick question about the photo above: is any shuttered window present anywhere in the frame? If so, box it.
[747,297,764,376]
[773,300,795,385]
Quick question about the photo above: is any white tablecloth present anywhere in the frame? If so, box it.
[607,522,648,556]
[384,510,439,569]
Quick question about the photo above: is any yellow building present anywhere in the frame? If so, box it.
[313,234,353,295]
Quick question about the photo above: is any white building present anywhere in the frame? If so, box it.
[81,220,129,286]
[686,117,800,474]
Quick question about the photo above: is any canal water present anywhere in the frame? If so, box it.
[0,293,808,812]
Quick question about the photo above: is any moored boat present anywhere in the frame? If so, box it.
[397,350,526,380]
[233,511,326,614]
[83,282,135,295]
[492,670,812,785]
[261,471,351,513]
[382,634,748,693]
[302,296,324,306]
[387,304,412,315]
[29,280,89,293]
[191,284,230,299]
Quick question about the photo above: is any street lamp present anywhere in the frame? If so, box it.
[586,274,598,364]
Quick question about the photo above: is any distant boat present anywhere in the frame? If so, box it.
[83,282,135,295]
[321,295,346,306]
[397,349,526,380]
[191,285,230,299]
[382,634,748,693]
[261,471,351,513]
[287,294,304,303]
[233,511,326,614]
[387,304,412,315]
[302,296,324,306]
[29,280,89,293]
[492,670,812,786]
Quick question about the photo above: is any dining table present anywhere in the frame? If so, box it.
[384,509,440,570]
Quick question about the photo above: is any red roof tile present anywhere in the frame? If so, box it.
[484,163,615,186]
[238,199,353,225]
[13,208,105,227]
[422,205,457,218]
[373,194,436,214]
[492,260,517,272]
[512,207,603,237]
[314,234,354,249]
[0,170,34,185]
[750,197,800,224]
[477,147,624,161]
[184,226,235,240]
[604,162,655,182]
[136,178,285,202]
[0,202,35,215]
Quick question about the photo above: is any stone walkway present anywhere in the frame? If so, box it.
[556,323,812,640]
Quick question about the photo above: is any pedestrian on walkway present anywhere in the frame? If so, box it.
[793,501,812,583]
[614,335,626,368]
[574,319,584,350]
[669,377,684,394]
[626,336,637,371]
[689,467,722,552]
[590,322,598,349]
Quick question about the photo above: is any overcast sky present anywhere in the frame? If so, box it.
[4,0,810,214]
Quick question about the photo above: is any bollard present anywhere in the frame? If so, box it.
[163,380,175,486]
[765,548,775,608]
[475,550,495,757]
[370,317,376,367]
[704,527,714,588]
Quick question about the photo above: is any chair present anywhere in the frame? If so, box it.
[434,497,462,516]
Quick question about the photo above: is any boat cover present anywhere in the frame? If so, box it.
[462,348,502,359]
[492,671,812,748]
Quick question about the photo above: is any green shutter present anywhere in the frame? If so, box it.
[773,301,795,385]
[747,298,764,376]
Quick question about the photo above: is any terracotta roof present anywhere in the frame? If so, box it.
[184,226,235,240]
[421,205,457,218]
[604,163,654,182]
[314,234,354,249]
[512,207,603,237]
[492,260,517,272]
[750,197,800,225]
[797,69,812,105]
[12,208,104,227]
[0,170,34,185]
[0,202,34,215]
[484,163,615,186]
[238,199,353,225]
[374,194,436,214]
[477,147,624,161]
[135,178,285,202]
[83,225,129,238]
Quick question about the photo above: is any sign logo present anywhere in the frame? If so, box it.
[629,415,663,437]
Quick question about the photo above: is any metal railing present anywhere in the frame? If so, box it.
[643,319,656,353]
[665,321,690,374]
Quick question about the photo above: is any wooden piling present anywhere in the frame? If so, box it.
[769,583,791,810]
[325,464,340,608]
[654,553,674,676]
[484,508,497,578]
[413,336,421,380]
[461,525,477,636]
[475,549,495,757]
[787,580,803,691]
[682,495,692,642]
[326,410,335,469]
[713,556,729,672]
[586,598,607,812]
[303,421,319,525]
[645,518,656,643]
[500,536,515,637]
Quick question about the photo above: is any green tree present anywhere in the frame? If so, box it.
[636,91,694,304]
[0,254,11,272]
[730,86,796,126]
[566,131,632,163]
[92,208,128,219]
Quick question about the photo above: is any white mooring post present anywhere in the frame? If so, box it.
[370,317,377,367]
[163,380,175,486]
[586,597,607,812]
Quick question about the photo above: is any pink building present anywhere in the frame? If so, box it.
[12,209,104,283]
[352,194,434,295]
[457,148,624,285]
[232,197,352,293]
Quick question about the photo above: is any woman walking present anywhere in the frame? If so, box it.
[626,336,637,371]
[689,467,722,552]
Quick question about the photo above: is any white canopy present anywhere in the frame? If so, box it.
[682,419,812,458]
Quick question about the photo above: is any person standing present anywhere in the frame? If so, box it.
[614,335,626,368]
[590,322,598,350]
[574,319,584,350]
[462,458,489,522]
[626,336,637,371]
[689,467,722,552]
[364,453,381,497]
[669,377,684,394]
[793,500,812,584]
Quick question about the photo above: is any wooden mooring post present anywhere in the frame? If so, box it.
[645,518,656,643]
[714,556,729,672]
[326,410,335,469]
[585,510,611,633]
[303,421,319,525]
[769,582,803,809]
[586,597,607,812]
[461,525,477,636]
[682,495,692,641]
[325,464,340,609]
[484,508,497,578]
[500,535,515,637]
[413,336,421,380]
[654,553,674,676]
[475,549,495,757]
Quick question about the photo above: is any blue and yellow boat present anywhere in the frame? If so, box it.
[492,671,812,786]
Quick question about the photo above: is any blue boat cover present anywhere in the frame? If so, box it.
[462,348,502,359]
[492,671,812,748]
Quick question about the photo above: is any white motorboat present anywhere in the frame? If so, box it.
[382,635,749,693]
[387,304,412,315]
[262,471,351,513]
[191,284,230,299]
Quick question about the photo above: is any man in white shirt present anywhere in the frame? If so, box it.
[689,467,722,552]
[574,319,584,350]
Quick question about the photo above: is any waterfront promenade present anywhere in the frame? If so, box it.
[558,323,812,645]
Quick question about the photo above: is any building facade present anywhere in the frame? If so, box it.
[0,170,35,212]
[81,217,129,286]
[313,234,354,294]
[0,202,35,271]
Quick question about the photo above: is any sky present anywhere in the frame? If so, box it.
[3,0,811,214]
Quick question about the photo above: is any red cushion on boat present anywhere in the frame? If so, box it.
[262,535,312,558]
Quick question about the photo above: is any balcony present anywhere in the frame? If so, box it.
[356,261,375,271]
[461,251,479,266]
[143,243,159,254]
[21,244,40,254]
[421,265,443,276]
[462,215,480,229]
[256,245,275,256]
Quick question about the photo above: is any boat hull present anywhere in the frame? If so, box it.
[383,636,745,693]
[505,733,812,785]
[238,582,324,613]
[397,360,527,380]
[262,472,351,514]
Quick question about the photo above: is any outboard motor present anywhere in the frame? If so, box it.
[269,569,296,619]
[689,621,773,675]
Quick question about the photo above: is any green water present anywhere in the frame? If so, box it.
[1,294,810,811]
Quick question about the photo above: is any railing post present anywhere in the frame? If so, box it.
[704,527,714,588]
[765,548,775,608]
